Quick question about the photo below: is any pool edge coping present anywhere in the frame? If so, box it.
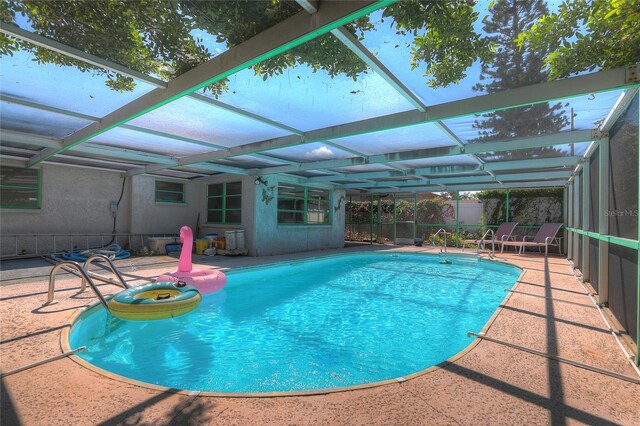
[60,252,526,398]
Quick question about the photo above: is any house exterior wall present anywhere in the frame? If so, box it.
[251,176,345,257]
[129,175,199,235]
[1,163,345,257]
[1,162,132,235]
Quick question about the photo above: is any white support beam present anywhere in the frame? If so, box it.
[26,1,392,166]
[601,88,639,132]
[598,136,610,305]
[330,26,426,112]
[307,156,579,183]
[322,140,369,157]
[365,180,568,194]
[483,156,581,172]
[341,170,572,189]
[307,165,481,182]
[187,162,249,175]
[127,66,632,176]
[247,129,599,175]
[1,94,230,150]
[0,129,61,149]
[295,0,319,13]
[1,26,306,138]
[582,161,591,280]
[328,26,492,177]
[1,129,175,164]
[188,93,303,136]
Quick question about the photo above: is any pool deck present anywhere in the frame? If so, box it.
[1,244,639,425]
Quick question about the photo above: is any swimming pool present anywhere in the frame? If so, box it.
[67,252,521,394]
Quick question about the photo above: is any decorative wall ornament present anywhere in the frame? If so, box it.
[334,194,346,212]
[262,186,275,205]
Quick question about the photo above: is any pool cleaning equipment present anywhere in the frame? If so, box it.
[108,281,201,321]
[156,226,227,295]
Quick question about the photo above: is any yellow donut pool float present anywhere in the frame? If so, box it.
[108,281,201,321]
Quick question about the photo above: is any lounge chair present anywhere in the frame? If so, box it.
[500,223,563,256]
[462,222,518,252]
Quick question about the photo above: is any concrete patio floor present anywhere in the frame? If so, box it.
[1,244,639,425]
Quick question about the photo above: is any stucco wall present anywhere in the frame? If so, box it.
[129,175,199,235]
[1,163,345,257]
[1,163,131,235]
[252,176,345,256]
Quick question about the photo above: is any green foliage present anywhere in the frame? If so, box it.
[477,188,563,228]
[517,0,640,79]
[471,0,569,148]
[345,196,454,225]
[2,0,213,92]
[385,0,492,88]
[0,0,491,93]
[424,231,465,247]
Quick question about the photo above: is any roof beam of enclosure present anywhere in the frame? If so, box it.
[0,94,230,151]
[328,26,490,171]
[0,22,305,135]
[330,26,426,112]
[340,170,573,189]
[1,25,309,150]
[307,156,581,183]
[249,129,601,175]
[601,87,639,132]
[1,94,302,170]
[1,128,248,175]
[365,180,569,194]
[570,88,639,178]
[127,66,632,176]
[24,1,393,167]
[295,0,319,14]
[1,129,174,164]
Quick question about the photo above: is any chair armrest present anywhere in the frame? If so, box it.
[522,235,534,242]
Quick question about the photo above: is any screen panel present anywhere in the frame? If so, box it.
[608,244,638,343]
[608,94,638,240]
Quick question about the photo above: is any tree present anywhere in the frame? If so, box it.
[383,0,492,88]
[0,0,490,94]
[471,0,569,159]
[517,0,640,80]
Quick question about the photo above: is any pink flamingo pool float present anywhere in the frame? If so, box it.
[156,226,227,295]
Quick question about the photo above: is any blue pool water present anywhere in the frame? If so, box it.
[69,253,520,393]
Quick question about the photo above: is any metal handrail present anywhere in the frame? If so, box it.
[479,228,496,256]
[47,261,110,310]
[82,254,130,292]
[432,228,448,253]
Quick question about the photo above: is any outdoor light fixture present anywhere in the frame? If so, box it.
[254,176,267,186]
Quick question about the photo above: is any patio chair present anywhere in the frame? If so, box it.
[462,222,518,252]
[500,223,563,256]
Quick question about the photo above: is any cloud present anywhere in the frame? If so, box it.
[304,146,335,160]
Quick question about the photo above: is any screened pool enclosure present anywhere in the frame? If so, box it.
[0,1,638,363]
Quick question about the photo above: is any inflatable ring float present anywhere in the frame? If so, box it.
[108,281,201,321]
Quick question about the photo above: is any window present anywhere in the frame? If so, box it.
[155,180,184,203]
[207,182,241,224]
[277,184,330,225]
[0,166,40,209]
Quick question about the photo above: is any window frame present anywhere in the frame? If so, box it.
[0,166,41,209]
[277,184,331,225]
[154,180,185,204]
[206,181,242,224]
